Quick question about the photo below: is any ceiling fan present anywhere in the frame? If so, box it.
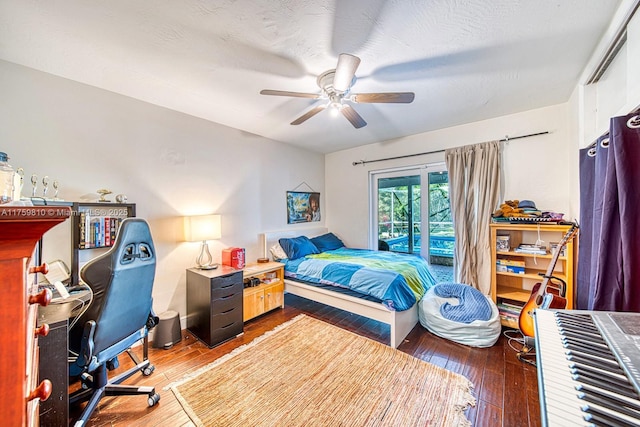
[260,53,415,129]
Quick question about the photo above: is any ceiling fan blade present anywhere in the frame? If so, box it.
[341,105,367,129]
[333,53,361,92]
[351,92,415,103]
[291,105,326,125]
[260,89,320,99]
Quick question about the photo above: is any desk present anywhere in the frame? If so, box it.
[37,291,91,426]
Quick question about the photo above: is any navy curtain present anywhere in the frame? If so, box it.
[577,112,640,311]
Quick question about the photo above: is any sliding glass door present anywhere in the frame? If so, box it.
[376,173,421,253]
[370,164,453,266]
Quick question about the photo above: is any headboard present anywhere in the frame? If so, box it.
[261,226,328,261]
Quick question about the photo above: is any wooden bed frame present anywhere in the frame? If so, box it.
[262,227,419,348]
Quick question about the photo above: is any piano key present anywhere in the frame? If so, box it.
[576,384,640,411]
[534,309,640,426]
[562,340,613,358]
[584,411,636,427]
[569,362,630,384]
[581,402,640,426]
[578,391,640,419]
[560,331,607,344]
[566,352,621,370]
[562,335,610,351]
[535,311,595,426]
[572,373,638,398]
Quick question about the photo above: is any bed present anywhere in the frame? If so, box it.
[262,227,436,348]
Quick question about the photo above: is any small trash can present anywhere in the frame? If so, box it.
[152,310,182,349]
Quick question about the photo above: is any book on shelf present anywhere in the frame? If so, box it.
[514,243,547,255]
[497,302,523,316]
[78,214,125,249]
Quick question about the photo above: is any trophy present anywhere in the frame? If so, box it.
[15,168,24,200]
[31,174,37,197]
[42,176,49,198]
[53,180,59,200]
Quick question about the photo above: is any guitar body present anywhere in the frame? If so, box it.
[515,223,578,338]
[518,282,568,337]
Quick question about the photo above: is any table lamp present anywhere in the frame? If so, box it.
[184,214,221,270]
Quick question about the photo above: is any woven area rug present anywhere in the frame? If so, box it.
[168,315,475,427]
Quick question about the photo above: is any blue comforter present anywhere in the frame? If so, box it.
[283,248,436,311]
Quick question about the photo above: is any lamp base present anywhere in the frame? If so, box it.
[198,263,219,270]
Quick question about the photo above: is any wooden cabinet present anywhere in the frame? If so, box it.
[490,223,576,328]
[0,206,70,426]
[186,267,244,347]
[70,202,136,284]
[243,262,285,322]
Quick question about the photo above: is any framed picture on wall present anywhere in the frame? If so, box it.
[286,191,321,224]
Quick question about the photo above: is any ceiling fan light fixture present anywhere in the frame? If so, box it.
[260,53,414,129]
[329,94,343,110]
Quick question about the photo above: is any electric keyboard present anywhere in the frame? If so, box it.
[534,309,640,426]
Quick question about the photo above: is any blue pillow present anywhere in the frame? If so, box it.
[310,232,345,252]
[279,236,320,260]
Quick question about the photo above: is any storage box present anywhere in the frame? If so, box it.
[496,259,525,267]
[222,247,245,269]
[496,235,510,252]
[496,264,525,274]
[496,259,525,274]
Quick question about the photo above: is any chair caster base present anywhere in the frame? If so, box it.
[148,392,161,407]
[143,364,155,376]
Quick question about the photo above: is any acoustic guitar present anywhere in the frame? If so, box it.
[518,223,579,337]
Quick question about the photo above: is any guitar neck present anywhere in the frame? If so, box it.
[534,225,577,298]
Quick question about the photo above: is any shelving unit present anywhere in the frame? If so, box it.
[242,262,285,322]
[490,223,576,328]
[70,202,136,284]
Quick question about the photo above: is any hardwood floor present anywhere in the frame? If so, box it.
[71,294,541,426]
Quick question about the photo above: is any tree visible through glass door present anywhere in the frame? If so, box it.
[376,170,453,276]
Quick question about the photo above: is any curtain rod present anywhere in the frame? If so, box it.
[352,131,549,166]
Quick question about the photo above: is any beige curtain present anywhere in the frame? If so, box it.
[445,141,501,294]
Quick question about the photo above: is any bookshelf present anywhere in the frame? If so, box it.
[489,223,576,328]
[70,202,136,284]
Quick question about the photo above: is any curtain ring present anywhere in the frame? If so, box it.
[628,115,640,129]
[588,147,596,157]
[504,135,509,142]
[600,137,610,148]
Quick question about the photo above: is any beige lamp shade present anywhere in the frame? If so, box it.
[184,214,222,270]
[184,214,222,242]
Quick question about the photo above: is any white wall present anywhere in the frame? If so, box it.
[0,59,324,321]
[580,8,640,146]
[568,7,640,219]
[325,104,571,248]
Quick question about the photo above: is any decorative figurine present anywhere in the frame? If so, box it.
[42,176,49,198]
[31,174,37,197]
[15,168,24,200]
[115,194,127,203]
[97,188,112,202]
[53,180,59,200]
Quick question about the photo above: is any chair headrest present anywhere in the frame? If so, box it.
[109,218,155,266]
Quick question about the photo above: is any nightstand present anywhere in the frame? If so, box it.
[186,266,244,347]
[242,262,285,321]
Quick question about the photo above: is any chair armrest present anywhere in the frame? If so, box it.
[70,320,97,377]
[146,308,159,330]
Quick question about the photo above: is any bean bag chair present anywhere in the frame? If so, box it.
[419,283,500,347]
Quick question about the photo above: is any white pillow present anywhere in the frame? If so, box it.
[269,243,288,261]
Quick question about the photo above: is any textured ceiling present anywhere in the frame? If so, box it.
[0,0,622,153]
